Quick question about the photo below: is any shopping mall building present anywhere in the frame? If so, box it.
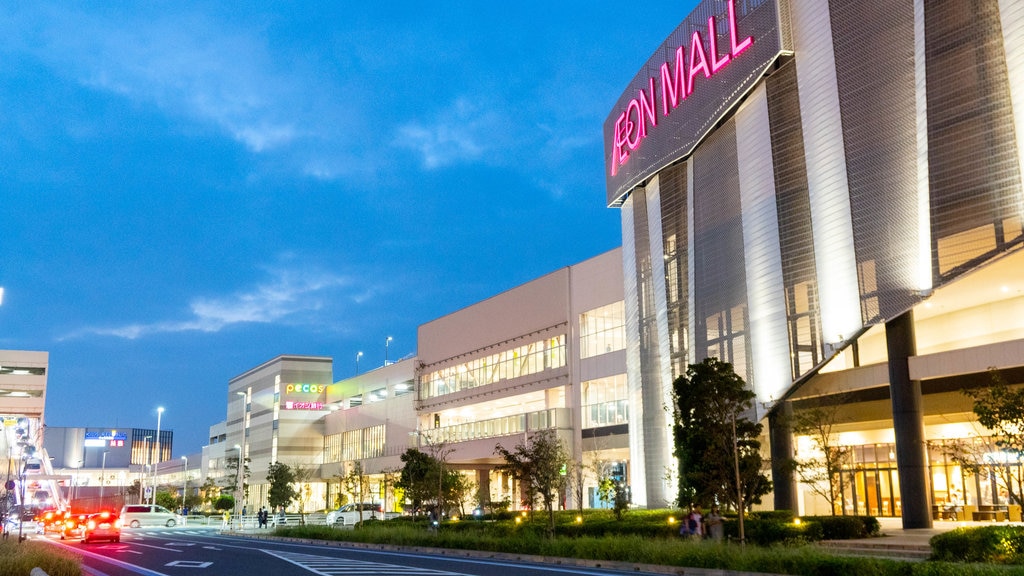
[9,0,1024,530]
[608,0,1024,526]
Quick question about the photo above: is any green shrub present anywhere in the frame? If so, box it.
[724,518,823,545]
[749,509,796,522]
[930,525,1024,564]
[802,515,875,540]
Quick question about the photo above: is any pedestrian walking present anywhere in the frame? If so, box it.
[705,506,724,541]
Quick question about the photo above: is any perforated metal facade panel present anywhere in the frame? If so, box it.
[613,0,1024,508]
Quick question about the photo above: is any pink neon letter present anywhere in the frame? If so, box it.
[728,0,753,56]
[707,16,731,72]
[613,111,631,168]
[625,99,643,150]
[638,77,657,137]
[687,30,711,95]
[660,45,686,115]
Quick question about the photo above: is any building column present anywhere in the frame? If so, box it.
[476,469,491,508]
[769,400,798,513]
[886,309,932,529]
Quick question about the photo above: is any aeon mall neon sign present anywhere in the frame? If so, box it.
[609,0,753,177]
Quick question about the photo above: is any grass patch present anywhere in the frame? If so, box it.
[0,539,80,576]
[273,511,1020,576]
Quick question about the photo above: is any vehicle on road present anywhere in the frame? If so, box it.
[120,504,182,528]
[61,512,88,540]
[325,503,397,526]
[33,509,63,535]
[83,511,120,543]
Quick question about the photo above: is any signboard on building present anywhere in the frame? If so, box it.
[603,0,786,206]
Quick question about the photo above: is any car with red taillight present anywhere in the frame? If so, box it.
[83,511,120,543]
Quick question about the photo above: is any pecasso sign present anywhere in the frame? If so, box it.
[604,0,785,206]
[286,383,325,394]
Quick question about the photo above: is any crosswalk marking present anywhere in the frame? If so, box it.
[263,549,465,576]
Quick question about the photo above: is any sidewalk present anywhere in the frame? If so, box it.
[818,516,1023,561]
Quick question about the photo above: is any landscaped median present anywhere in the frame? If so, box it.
[268,510,1022,576]
[0,539,79,576]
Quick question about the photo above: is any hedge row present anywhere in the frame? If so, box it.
[930,525,1024,564]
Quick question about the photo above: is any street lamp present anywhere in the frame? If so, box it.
[142,436,152,504]
[385,336,393,365]
[236,391,247,519]
[356,351,363,375]
[153,407,164,505]
[99,451,110,502]
[232,444,242,520]
[181,456,188,518]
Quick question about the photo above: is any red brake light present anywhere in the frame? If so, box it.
[99,511,111,519]
[87,520,96,530]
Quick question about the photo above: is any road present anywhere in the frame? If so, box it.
[37,525,663,576]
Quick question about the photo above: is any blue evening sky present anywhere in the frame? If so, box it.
[1,2,698,455]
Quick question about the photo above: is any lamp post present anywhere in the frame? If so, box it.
[142,436,152,504]
[232,444,242,520]
[181,456,188,518]
[153,407,164,505]
[99,451,110,503]
[385,336,393,365]
[236,391,247,519]
[356,351,363,375]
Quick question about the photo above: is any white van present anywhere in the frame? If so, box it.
[120,504,183,528]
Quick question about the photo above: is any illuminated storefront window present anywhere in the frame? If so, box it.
[420,335,566,400]
[582,374,629,428]
[580,302,626,358]
[325,425,386,463]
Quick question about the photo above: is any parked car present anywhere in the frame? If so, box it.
[120,504,182,528]
[83,511,120,544]
[325,503,397,526]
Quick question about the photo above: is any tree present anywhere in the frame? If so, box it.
[213,494,234,512]
[127,480,141,501]
[564,460,586,512]
[494,429,568,535]
[342,462,372,524]
[791,399,853,515]
[293,464,318,524]
[266,462,298,512]
[200,477,221,509]
[156,491,177,510]
[449,473,475,517]
[424,438,454,518]
[381,468,399,514]
[225,454,251,500]
[672,357,772,514]
[964,369,1024,506]
[397,448,436,514]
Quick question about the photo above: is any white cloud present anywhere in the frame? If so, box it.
[395,98,511,169]
[76,266,355,340]
[1,4,367,176]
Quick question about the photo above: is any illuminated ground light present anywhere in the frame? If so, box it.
[575,516,583,524]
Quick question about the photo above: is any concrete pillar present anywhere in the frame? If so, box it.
[769,400,799,513]
[476,469,491,508]
[886,309,932,529]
